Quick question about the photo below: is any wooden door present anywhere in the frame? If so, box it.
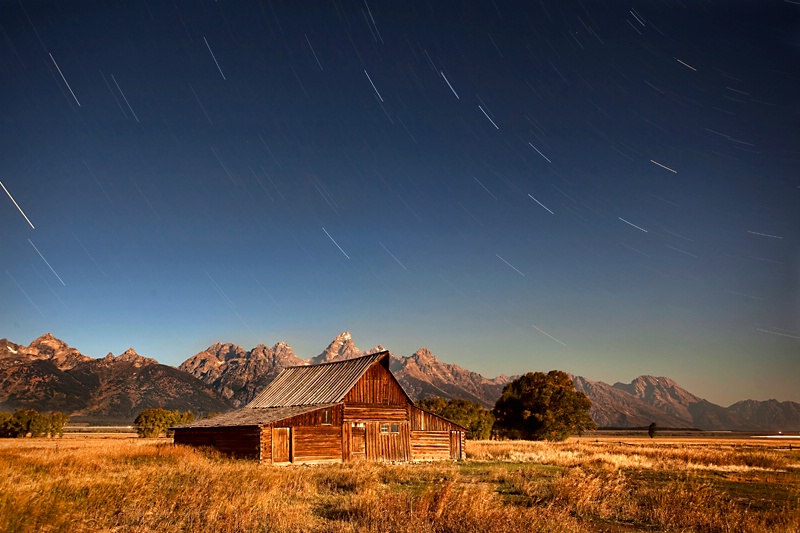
[273,427,291,463]
[450,431,461,460]
[351,426,366,461]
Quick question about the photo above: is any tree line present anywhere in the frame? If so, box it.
[418,370,596,442]
[0,409,69,438]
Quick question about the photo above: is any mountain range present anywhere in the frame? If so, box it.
[1,332,798,431]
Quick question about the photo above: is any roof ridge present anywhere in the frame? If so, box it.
[245,351,394,408]
[286,350,389,369]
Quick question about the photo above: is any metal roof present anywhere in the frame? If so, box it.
[173,404,337,429]
[246,351,399,408]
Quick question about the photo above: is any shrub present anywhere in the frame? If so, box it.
[134,408,194,438]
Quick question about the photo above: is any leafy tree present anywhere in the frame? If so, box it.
[48,412,70,437]
[417,397,495,440]
[0,409,69,438]
[648,422,657,439]
[27,410,51,437]
[493,370,596,441]
[0,412,19,438]
[134,408,194,438]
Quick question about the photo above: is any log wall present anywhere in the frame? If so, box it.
[410,431,451,460]
[343,405,408,422]
[173,427,261,460]
[292,426,343,463]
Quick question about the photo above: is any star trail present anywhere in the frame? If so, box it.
[1,1,797,406]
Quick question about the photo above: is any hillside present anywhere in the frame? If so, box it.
[0,334,230,424]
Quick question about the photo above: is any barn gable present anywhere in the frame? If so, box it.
[173,351,465,463]
[246,352,409,407]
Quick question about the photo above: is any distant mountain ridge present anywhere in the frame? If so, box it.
[572,375,800,431]
[178,341,305,408]
[0,334,229,423]
[2,333,798,431]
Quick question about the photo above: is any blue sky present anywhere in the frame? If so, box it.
[1,0,798,406]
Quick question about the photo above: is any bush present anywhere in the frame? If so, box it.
[134,408,194,438]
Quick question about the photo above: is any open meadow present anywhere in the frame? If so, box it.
[0,434,798,532]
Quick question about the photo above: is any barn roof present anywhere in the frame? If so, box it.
[173,404,337,429]
[246,351,410,408]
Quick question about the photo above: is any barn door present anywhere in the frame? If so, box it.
[351,425,366,461]
[450,431,461,460]
[273,427,291,463]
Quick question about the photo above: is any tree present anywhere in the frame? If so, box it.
[648,422,657,439]
[48,412,69,437]
[416,397,495,440]
[0,412,19,438]
[0,409,69,438]
[134,408,194,438]
[27,410,51,437]
[493,370,596,441]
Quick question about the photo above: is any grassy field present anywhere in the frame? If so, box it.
[0,434,798,532]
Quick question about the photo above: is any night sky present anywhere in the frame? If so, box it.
[2,1,798,406]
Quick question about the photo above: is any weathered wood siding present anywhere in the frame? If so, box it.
[365,421,410,462]
[348,426,366,461]
[450,431,463,460]
[409,406,463,431]
[343,405,407,422]
[173,427,261,459]
[272,427,291,463]
[343,363,407,405]
[340,423,366,462]
[292,426,342,463]
[276,405,343,427]
[410,430,451,460]
[260,425,272,462]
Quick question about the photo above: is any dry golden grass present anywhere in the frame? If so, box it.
[0,435,798,532]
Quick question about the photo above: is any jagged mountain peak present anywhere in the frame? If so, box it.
[179,339,305,407]
[24,333,91,370]
[311,331,362,364]
[614,375,702,404]
[411,347,435,360]
[29,332,70,351]
[0,334,229,422]
[391,346,508,408]
[0,338,23,356]
[365,344,387,355]
[98,348,157,366]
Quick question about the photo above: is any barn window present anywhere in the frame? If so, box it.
[391,424,399,433]
[380,424,389,433]
[321,408,331,425]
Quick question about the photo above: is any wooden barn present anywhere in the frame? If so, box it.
[173,351,466,463]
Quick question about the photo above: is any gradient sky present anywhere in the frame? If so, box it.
[1,1,797,406]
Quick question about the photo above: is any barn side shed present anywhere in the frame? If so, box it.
[173,352,467,463]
